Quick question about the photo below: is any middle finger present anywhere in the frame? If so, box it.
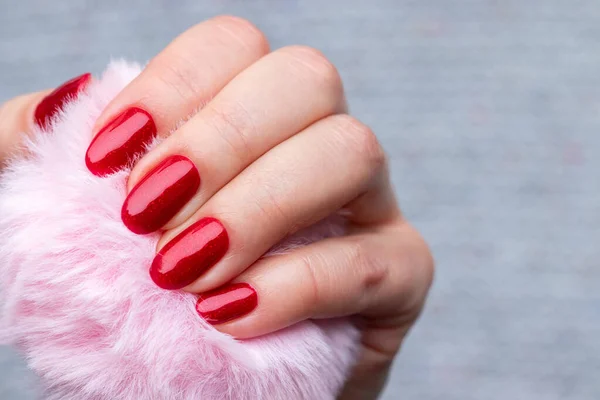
[122,46,346,234]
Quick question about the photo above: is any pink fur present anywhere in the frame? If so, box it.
[0,61,358,400]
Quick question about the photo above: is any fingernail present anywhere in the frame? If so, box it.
[196,283,258,324]
[34,73,92,129]
[122,155,200,234]
[150,217,229,290]
[85,107,156,176]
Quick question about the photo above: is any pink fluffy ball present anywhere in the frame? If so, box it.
[0,62,358,399]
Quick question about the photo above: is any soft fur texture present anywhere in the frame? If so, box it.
[0,61,358,400]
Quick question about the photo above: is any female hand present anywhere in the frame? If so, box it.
[3,16,434,399]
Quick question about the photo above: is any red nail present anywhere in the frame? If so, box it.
[34,73,92,129]
[150,217,229,290]
[85,107,156,176]
[122,155,200,234]
[196,283,258,324]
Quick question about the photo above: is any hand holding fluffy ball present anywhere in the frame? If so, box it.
[0,15,433,400]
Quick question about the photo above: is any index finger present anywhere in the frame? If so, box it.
[85,15,269,176]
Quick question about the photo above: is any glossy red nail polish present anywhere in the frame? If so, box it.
[150,217,229,290]
[122,155,200,234]
[85,107,156,176]
[196,283,258,324]
[34,73,92,129]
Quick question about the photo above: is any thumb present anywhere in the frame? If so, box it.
[0,72,91,165]
[0,91,49,163]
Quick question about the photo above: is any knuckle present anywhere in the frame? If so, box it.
[280,45,343,94]
[346,237,389,299]
[151,53,204,100]
[205,102,256,165]
[150,16,269,102]
[296,255,323,313]
[332,114,387,173]
[398,223,435,292]
[210,15,270,54]
[247,178,291,229]
[211,15,259,34]
[391,223,435,314]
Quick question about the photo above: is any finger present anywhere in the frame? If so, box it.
[121,45,346,234]
[84,15,269,176]
[34,73,91,129]
[149,114,395,292]
[0,73,91,164]
[195,222,433,340]
[0,92,45,164]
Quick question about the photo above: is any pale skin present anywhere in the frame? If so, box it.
[0,16,434,399]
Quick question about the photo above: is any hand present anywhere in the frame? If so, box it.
[4,16,434,399]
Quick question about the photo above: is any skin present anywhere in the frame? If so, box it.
[0,16,434,399]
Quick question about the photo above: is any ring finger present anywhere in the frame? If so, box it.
[149,114,393,293]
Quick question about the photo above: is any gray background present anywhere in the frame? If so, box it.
[1,0,599,399]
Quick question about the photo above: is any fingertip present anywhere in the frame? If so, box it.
[34,72,92,130]
[194,282,259,337]
[24,91,53,131]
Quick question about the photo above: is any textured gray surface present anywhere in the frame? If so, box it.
[1,1,599,399]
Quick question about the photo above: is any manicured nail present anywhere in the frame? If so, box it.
[85,107,156,176]
[122,155,200,234]
[196,283,258,324]
[34,73,92,129]
[150,217,229,290]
